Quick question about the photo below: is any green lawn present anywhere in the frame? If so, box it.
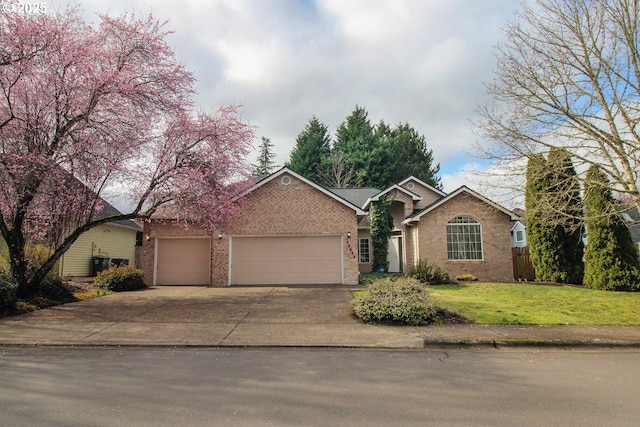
[425,282,640,325]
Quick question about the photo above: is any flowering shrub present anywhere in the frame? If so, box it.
[352,277,437,326]
[94,267,147,292]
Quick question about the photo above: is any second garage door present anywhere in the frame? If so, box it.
[156,237,211,285]
[230,235,342,285]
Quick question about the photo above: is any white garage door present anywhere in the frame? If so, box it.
[230,236,342,285]
[156,238,211,285]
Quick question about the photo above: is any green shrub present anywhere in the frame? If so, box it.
[352,277,437,325]
[359,271,392,285]
[94,266,147,292]
[36,276,76,302]
[407,259,449,285]
[0,273,17,316]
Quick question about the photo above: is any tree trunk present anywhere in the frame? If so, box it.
[6,233,37,298]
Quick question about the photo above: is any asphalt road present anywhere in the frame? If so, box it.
[1,347,639,427]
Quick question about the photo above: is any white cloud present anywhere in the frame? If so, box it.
[55,0,523,184]
[442,159,527,210]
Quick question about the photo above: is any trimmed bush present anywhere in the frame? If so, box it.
[359,271,391,285]
[37,276,76,302]
[94,266,147,292]
[407,259,449,285]
[0,273,17,316]
[352,277,437,325]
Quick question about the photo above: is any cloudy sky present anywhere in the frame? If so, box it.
[54,0,523,205]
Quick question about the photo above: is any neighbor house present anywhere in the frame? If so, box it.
[507,208,527,248]
[0,201,141,278]
[511,221,528,248]
[621,207,640,255]
[143,167,521,286]
[56,205,141,278]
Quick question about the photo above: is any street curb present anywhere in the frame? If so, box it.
[3,340,640,350]
[423,339,640,349]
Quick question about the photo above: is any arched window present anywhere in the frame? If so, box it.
[446,216,483,260]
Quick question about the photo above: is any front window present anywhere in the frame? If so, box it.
[446,216,483,260]
[359,238,370,263]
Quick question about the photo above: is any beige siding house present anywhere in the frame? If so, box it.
[57,222,140,277]
[144,167,521,286]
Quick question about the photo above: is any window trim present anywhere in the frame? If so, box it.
[446,216,484,261]
[358,238,371,264]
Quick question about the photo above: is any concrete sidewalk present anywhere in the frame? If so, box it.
[0,285,639,349]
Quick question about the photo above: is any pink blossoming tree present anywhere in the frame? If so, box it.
[0,5,254,297]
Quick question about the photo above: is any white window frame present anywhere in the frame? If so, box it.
[446,216,483,261]
[358,238,371,264]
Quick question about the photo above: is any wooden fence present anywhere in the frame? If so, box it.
[512,247,535,281]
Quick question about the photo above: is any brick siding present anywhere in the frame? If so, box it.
[143,172,360,286]
[415,192,514,281]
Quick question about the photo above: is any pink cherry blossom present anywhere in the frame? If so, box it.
[0,3,254,296]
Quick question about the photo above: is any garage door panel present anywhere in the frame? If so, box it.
[156,238,210,285]
[231,236,342,285]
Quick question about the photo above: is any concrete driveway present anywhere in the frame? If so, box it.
[3,285,640,349]
[0,285,427,348]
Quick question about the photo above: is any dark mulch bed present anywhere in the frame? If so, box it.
[435,308,473,324]
[65,280,97,292]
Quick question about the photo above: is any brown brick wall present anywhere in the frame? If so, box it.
[415,192,514,282]
[143,172,360,286]
[404,224,417,272]
[226,174,359,285]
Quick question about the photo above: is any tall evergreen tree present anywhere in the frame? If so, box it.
[365,121,441,190]
[287,116,331,183]
[288,107,442,189]
[366,120,394,189]
[388,123,441,189]
[525,154,566,282]
[547,148,584,284]
[583,165,640,291]
[253,137,277,176]
[333,106,375,187]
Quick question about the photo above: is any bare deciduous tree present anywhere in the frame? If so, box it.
[476,0,640,216]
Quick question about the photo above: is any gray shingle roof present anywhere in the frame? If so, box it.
[328,188,381,209]
[97,202,141,230]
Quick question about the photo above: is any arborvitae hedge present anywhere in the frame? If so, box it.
[583,165,640,291]
[526,154,566,282]
[547,148,584,284]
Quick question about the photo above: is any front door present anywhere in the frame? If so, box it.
[387,236,402,273]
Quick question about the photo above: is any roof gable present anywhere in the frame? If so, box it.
[510,221,526,232]
[244,167,367,215]
[403,186,521,224]
[363,184,421,209]
[397,176,446,198]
